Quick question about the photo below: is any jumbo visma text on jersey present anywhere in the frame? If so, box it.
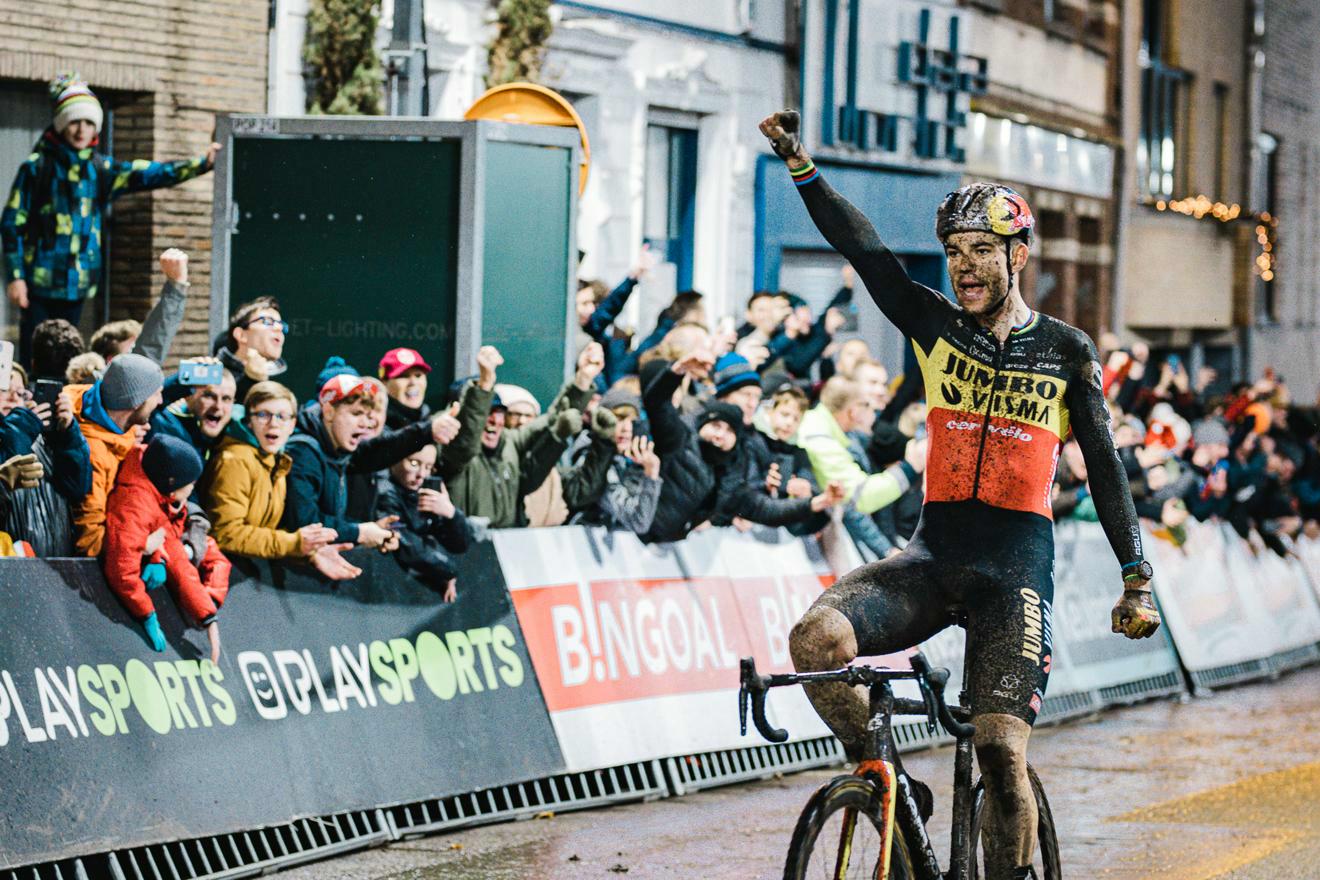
[916,331,1069,520]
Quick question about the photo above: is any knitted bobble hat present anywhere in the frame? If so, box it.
[713,352,761,398]
[50,73,103,135]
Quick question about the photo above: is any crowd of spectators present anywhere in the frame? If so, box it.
[2,74,1316,661]
[1055,337,1320,558]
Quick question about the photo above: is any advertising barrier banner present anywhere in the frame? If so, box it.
[495,527,833,771]
[1291,536,1320,605]
[1145,520,1320,676]
[1051,521,1182,697]
[0,545,561,869]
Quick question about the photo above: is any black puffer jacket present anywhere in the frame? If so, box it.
[0,407,92,556]
[640,363,719,544]
[374,474,470,589]
[712,428,821,532]
[386,395,432,432]
[283,404,435,542]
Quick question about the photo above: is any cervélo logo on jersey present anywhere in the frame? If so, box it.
[916,337,1071,519]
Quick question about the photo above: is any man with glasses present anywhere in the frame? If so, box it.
[216,296,288,402]
[148,365,237,497]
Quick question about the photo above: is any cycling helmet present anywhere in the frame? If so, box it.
[936,183,1035,245]
[936,183,1036,289]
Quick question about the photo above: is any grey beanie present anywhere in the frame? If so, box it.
[100,353,164,411]
[1192,418,1230,448]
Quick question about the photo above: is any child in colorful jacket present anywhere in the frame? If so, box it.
[0,74,220,364]
[103,435,231,663]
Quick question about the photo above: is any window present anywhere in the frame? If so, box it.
[1213,82,1230,198]
[1076,217,1104,341]
[1137,0,1190,199]
[1033,209,1067,317]
[643,123,698,290]
[0,81,54,343]
[1083,0,1110,42]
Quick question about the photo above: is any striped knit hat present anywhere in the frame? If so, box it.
[50,73,103,135]
[713,352,761,398]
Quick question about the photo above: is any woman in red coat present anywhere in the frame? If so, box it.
[103,434,230,663]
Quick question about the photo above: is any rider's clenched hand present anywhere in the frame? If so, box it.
[1111,588,1161,639]
[758,110,810,168]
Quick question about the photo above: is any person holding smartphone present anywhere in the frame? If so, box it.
[0,361,92,556]
[375,443,470,601]
[148,362,236,480]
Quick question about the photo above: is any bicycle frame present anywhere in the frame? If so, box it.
[739,654,978,880]
[856,678,976,880]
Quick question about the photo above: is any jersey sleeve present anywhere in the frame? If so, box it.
[1063,330,1145,571]
[791,168,952,351]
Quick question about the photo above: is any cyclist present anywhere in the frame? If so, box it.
[759,110,1160,880]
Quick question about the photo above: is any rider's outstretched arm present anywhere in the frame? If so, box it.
[1064,335,1145,570]
[760,113,950,347]
[1067,333,1161,639]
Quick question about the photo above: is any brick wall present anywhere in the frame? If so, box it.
[1252,0,1320,385]
[0,0,269,361]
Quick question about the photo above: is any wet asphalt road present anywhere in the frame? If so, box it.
[280,665,1320,880]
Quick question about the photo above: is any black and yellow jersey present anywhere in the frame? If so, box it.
[792,170,1144,572]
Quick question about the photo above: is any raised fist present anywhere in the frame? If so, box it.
[477,346,503,390]
[159,248,188,284]
[758,110,805,163]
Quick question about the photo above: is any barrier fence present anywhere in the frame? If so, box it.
[3,519,1319,878]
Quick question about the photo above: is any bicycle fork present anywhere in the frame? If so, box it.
[850,683,899,880]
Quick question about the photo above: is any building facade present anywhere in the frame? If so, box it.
[757,0,968,375]
[0,0,270,358]
[1250,0,1320,395]
[955,0,1122,346]
[272,0,795,333]
[1115,0,1256,381]
[269,0,984,377]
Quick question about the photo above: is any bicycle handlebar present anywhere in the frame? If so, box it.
[738,654,976,743]
[739,657,789,742]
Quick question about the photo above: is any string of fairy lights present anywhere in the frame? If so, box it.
[1152,195,1278,284]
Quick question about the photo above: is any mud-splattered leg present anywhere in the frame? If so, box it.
[789,605,870,758]
[974,714,1037,879]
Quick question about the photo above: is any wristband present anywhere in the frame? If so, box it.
[1122,560,1154,582]
[790,160,819,187]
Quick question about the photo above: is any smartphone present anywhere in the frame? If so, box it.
[0,341,12,391]
[179,361,224,386]
[32,378,63,408]
[422,476,444,492]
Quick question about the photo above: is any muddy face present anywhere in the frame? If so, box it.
[944,231,1024,318]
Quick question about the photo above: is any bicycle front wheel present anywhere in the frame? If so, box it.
[783,775,915,880]
[969,763,1061,880]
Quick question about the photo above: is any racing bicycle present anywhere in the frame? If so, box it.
[738,650,1060,879]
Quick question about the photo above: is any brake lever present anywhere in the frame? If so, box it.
[916,672,938,736]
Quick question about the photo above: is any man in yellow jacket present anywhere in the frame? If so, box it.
[797,377,926,515]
